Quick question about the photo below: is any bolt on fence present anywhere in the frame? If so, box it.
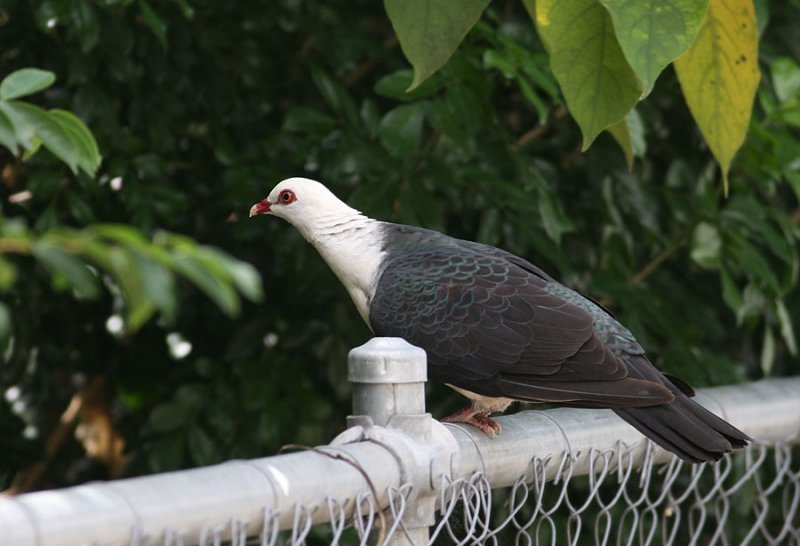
[1,337,799,545]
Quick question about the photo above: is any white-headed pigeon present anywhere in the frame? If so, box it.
[250,177,750,462]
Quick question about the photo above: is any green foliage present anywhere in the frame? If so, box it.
[0,69,101,176]
[0,0,797,496]
[385,0,491,90]
[389,0,761,186]
[601,0,708,94]
[529,0,643,148]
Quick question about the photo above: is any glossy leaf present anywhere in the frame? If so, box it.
[379,103,425,158]
[0,108,16,152]
[149,402,192,433]
[148,434,186,472]
[0,101,36,148]
[133,253,178,322]
[675,0,760,192]
[601,0,709,94]
[607,108,645,168]
[776,300,797,356]
[374,69,440,101]
[49,109,102,176]
[761,324,775,375]
[138,0,167,48]
[172,255,239,316]
[196,247,263,303]
[0,68,55,100]
[187,425,221,466]
[385,0,490,90]
[528,0,642,148]
[607,119,633,168]
[107,248,157,331]
[3,102,79,173]
[691,222,721,269]
[720,268,743,317]
[771,57,800,103]
[0,302,11,354]
[32,243,101,299]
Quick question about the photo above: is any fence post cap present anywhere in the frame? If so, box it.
[348,337,427,384]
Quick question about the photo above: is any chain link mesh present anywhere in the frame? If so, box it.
[117,440,798,546]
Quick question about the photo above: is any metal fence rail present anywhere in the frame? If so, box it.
[2,338,799,545]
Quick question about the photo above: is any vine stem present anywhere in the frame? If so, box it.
[628,227,695,287]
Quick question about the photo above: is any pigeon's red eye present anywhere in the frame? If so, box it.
[279,190,296,204]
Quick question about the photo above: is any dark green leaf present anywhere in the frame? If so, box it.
[0,101,36,147]
[187,425,221,466]
[196,247,263,303]
[775,299,797,355]
[309,65,359,126]
[138,0,167,48]
[537,187,575,244]
[726,233,782,294]
[720,268,743,317]
[0,68,56,100]
[175,384,208,411]
[483,49,517,79]
[176,0,195,19]
[49,109,102,176]
[373,69,440,101]
[148,402,192,433]
[0,108,18,151]
[761,324,775,376]
[103,247,157,332]
[518,77,549,123]
[172,255,239,316]
[0,302,11,355]
[283,106,337,135]
[65,192,96,224]
[148,434,186,472]
[69,0,100,52]
[771,57,800,103]
[4,102,79,172]
[133,253,177,322]
[385,0,491,90]
[379,103,425,158]
[32,243,101,299]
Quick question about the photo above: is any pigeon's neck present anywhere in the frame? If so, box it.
[303,210,385,328]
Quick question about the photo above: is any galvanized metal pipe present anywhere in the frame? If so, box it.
[447,377,800,487]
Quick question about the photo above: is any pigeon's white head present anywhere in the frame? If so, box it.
[249,177,358,240]
[250,177,384,326]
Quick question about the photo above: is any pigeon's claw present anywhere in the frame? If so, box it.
[442,407,503,437]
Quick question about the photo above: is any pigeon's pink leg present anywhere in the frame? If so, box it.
[442,407,503,437]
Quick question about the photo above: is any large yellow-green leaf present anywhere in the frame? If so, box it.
[385,0,490,91]
[527,0,642,148]
[601,0,709,94]
[674,0,760,192]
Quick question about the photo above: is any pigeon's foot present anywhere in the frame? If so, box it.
[442,407,502,437]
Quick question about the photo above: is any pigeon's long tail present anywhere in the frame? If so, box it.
[613,356,751,463]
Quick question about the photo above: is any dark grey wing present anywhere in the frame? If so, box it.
[449,241,749,460]
[369,246,673,407]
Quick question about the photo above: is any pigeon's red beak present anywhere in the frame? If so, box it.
[249,199,271,217]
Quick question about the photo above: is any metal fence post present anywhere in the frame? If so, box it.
[345,337,437,546]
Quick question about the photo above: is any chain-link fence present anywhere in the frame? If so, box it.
[2,338,799,546]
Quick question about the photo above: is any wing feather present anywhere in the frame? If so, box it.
[369,242,673,406]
